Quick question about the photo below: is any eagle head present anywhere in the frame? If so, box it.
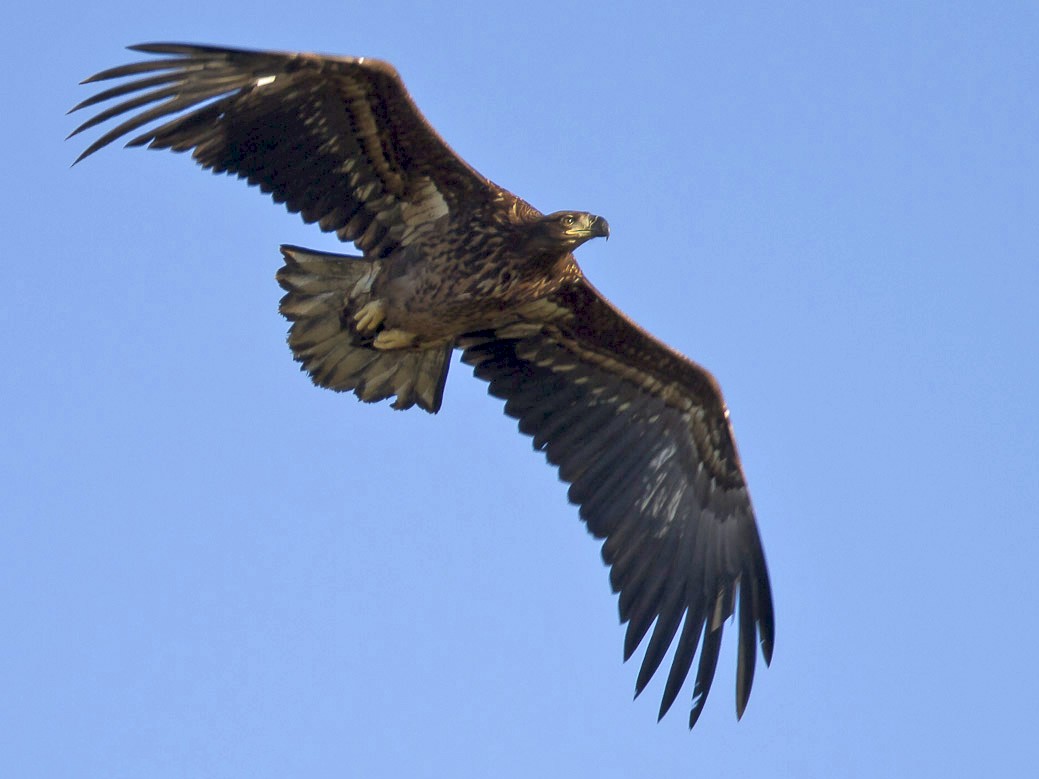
[530,211,610,253]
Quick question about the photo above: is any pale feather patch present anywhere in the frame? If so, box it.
[400,177,449,246]
[648,440,678,472]
[350,264,380,298]
[355,180,379,201]
[514,298,572,323]
[494,323,544,339]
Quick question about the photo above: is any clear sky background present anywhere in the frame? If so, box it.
[4,2,1037,777]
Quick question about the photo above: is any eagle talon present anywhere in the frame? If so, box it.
[373,328,418,350]
[353,299,386,333]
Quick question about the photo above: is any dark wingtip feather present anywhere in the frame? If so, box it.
[751,550,776,667]
[688,699,705,729]
[79,58,180,85]
[71,141,105,166]
[687,628,723,729]
[735,584,758,720]
[129,42,185,53]
[759,602,776,667]
[622,607,656,664]
[657,607,705,721]
[128,42,209,55]
[763,637,774,666]
[634,593,687,700]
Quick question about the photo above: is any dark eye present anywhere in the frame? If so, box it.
[562,215,576,226]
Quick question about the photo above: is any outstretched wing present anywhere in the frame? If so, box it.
[460,279,774,727]
[69,43,503,257]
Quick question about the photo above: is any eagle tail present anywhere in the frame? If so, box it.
[276,245,451,413]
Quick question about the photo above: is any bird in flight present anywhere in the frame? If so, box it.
[70,43,774,728]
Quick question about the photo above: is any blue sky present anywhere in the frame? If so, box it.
[4,2,1038,776]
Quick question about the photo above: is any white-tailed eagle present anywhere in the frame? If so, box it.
[70,43,774,728]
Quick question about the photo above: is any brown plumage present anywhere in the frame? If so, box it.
[70,42,774,727]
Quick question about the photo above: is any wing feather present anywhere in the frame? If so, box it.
[635,515,699,696]
[461,278,774,726]
[70,43,504,257]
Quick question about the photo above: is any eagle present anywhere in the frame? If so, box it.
[70,43,774,728]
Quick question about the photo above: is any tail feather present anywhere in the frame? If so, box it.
[276,245,451,413]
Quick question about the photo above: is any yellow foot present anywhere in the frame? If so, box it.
[353,299,386,333]
[373,328,419,350]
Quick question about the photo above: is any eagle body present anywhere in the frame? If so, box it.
[71,43,774,729]
[367,201,592,346]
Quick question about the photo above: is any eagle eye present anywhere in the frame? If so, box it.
[561,214,576,227]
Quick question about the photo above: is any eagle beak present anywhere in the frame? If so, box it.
[591,215,610,240]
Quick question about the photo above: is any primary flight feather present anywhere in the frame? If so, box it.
[70,42,774,727]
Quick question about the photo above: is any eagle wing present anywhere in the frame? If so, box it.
[69,43,506,256]
[460,278,774,727]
